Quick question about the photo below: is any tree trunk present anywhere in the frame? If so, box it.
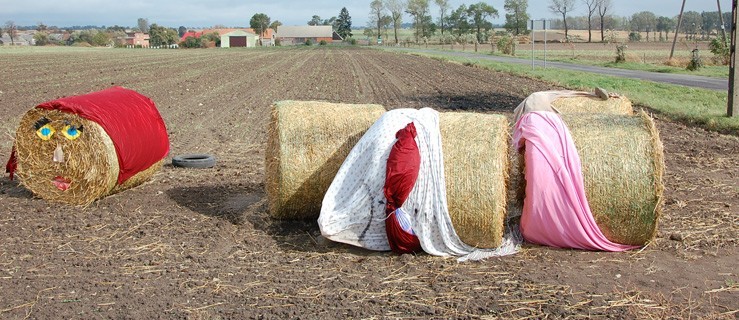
[588,16,592,42]
[601,19,605,42]
[515,7,520,35]
[394,24,399,44]
[563,12,569,39]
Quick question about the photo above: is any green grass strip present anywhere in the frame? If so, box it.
[401,50,738,135]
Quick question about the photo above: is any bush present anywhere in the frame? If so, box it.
[179,36,201,48]
[319,40,327,45]
[275,38,281,46]
[628,32,641,42]
[349,38,357,45]
[33,32,50,46]
[305,39,313,46]
[615,44,628,63]
[687,49,703,71]
[496,35,516,55]
[709,38,730,65]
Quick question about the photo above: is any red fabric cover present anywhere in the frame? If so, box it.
[35,86,169,184]
[383,122,422,254]
[6,146,17,180]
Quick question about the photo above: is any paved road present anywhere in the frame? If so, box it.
[389,48,728,92]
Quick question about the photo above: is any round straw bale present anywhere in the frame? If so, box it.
[266,102,511,249]
[439,112,509,248]
[14,109,162,205]
[266,100,387,219]
[561,111,664,245]
[552,95,633,115]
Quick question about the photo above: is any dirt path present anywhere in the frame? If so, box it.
[0,47,736,319]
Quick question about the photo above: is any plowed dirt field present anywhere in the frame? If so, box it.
[0,46,736,319]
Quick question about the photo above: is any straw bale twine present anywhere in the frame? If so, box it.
[439,112,508,248]
[552,95,633,115]
[561,111,664,245]
[14,109,160,205]
[266,101,387,219]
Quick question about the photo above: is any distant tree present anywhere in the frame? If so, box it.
[36,22,48,32]
[406,0,430,43]
[336,7,353,39]
[325,17,338,28]
[137,18,149,33]
[582,0,597,42]
[435,0,450,36]
[0,26,4,38]
[308,15,323,26]
[180,36,202,48]
[596,0,612,42]
[370,0,385,42]
[149,24,179,46]
[91,31,112,46]
[270,20,282,32]
[656,16,674,41]
[202,32,220,47]
[380,15,393,40]
[637,11,657,41]
[33,32,50,46]
[107,25,127,32]
[178,26,187,37]
[701,11,720,39]
[467,2,498,43]
[5,21,17,45]
[503,0,529,36]
[386,0,405,44]
[250,13,271,45]
[447,4,470,37]
[548,0,575,39]
[680,11,702,40]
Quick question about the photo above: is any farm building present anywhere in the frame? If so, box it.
[0,33,33,46]
[220,30,258,48]
[276,26,341,45]
[180,28,275,47]
[124,32,149,47]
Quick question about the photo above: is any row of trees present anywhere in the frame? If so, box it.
[367,0,512,44]
[362,0,731,45]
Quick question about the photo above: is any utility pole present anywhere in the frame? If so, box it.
[728,0,737,117]
[719,0,728,42]
[670,0,687,60]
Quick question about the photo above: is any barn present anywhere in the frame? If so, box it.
[276,26,338,45]
[220,30,258,48]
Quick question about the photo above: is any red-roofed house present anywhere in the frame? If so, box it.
[179,31,204,43]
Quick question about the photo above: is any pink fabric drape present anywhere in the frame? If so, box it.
[513,111,638,251]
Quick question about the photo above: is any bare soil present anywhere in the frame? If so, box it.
[0,47,736,319]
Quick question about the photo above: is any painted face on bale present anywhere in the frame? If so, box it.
[15,109,119,205]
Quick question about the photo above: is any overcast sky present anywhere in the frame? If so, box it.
[0,0,732,29]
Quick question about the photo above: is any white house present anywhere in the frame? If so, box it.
[220,30,258,48]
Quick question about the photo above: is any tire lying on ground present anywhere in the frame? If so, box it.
[265,101,510,248]
[172,154,216,168]
[12,86,169,206]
